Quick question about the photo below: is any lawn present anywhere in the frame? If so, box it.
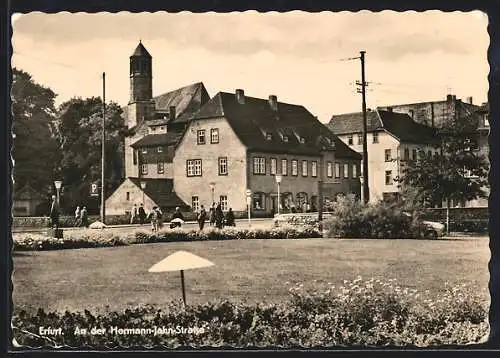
[13,236,491,313]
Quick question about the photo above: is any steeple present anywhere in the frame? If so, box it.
[129,41,153,103]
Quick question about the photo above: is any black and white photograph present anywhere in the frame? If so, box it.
[9,9,496,349]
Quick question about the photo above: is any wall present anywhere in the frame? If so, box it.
[105,178,156,216]
[173,117,248,212]
[136,146,175,179]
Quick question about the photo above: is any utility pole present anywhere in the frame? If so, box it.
[101,72,106,224]
[356,51,370,204]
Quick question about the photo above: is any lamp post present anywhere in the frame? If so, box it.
[246,189,252,227]
[54,180,62,206]
[209,182,215,204]
[140,181,146,206]
[275,175,282,216]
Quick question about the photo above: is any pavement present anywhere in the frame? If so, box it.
[12,218,275,234]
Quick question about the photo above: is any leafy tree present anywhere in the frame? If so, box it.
[52,97,126,211]
[399,113,489,232]
[11,68,61,195]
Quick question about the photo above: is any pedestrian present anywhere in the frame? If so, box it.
[170,206,185,229]
[209,203,216,226]
[156,207,164,231]
[80,206,89,228]
[138,203,146,225]
[130,204,138,224]
[224,207,235,227]
[149,206,161,232]
[74,206,81,227]
[197,205,207,231]
[215,202,224,229]
[49,195,60,230]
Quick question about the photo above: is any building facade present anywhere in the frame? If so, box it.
[173,90,361,215]
[328,109,439,202]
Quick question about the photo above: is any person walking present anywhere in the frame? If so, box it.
[149,206,162,232]
[80,206,89,228]
[209,203,216,226]
[130,204,138,224]
[197,205,207,231]
[215,203,224,229]
[138,203,146,225]
[49,195,60,230]
[224,207,235,227]
[74,206,81,227]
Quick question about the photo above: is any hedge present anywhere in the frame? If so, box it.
[12,279,488,348]
[12,226,322,251]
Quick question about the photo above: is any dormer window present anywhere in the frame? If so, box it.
[151,127,157,132]
[157,146,163,153]
[283,135,289,142]
[266,132,272,140]
[299,137,305,144]
[141,148,147,154]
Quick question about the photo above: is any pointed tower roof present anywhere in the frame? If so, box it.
[131,41,152,58]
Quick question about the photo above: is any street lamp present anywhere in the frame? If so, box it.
[275,174,282,216]
[140,181,146,206]
[54,180,62,206]
[209,182,215,204]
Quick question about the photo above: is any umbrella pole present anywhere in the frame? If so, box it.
[180,269,186,306]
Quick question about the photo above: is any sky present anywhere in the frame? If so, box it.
[11,11,489,123]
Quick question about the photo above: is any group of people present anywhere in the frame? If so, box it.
[130,204,147,225]
[129,203,185,231]
[74,205,89,227]
[196,203,235,230]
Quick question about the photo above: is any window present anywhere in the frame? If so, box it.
[133,150,137,165]
[270,158,277,175]
[252,193,265,210]
[352,164,357,178]
[253,157,266,175]
[141,148,147,154]
[186,159,202,177]
[197,130,206,145]
[291,160,298,176]
[191,196,200,212]
[404,148,410,161]
[412,149,417,160]
[385,149,391,162]
[157,146,163,153]
[266,132,272,140]
[373,132,379,143]
[334,163,340,179]
[348,135,353,145]
[282,135,289,142]
[343,163,349,178]
[299,137,305,144]
[218,157,228,175]
[311,161,318,177]
[141,164,148,175]
[160,126,165,131]
[281,159,288,175]
[157,162,164,174]
[357,133,363,145]
[211,128,219,144]
[302,160,308,177]
[220,195,228,211]
[327,162,333,178]
[385,170,393,185]
[126,192,130,201]
[427,150,432,157]
[151,127,157,132]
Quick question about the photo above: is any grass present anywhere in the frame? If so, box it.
[13,236,491,313]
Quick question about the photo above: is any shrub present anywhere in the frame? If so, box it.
[323,195,370,238]
[12,279,488,348]
[12,226,322,251]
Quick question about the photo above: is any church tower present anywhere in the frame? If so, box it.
[127,41,156,128]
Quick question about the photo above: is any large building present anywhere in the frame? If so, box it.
[327,109,439,202]
[173,89,362,215]
[107,42,362,216]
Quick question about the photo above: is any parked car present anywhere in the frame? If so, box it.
[403,212,445,238]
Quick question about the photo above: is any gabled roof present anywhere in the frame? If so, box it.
[328,110,382,135]
[13,185,45,201]
[190,91,361,159]
[131,42,152,58]
[128,178,188,209]
[131,133,182,148]
[153,82,210,124]
[328,109,438,145]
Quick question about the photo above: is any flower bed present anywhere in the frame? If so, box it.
[12,226,321,251]
[12,279,488,348]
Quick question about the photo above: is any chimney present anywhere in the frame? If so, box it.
[169,106,176,120]
[268,95,278,111]
[447,94,453,102]
[467,96,473,104]
[387,107,393,112]
[235,89,245,104]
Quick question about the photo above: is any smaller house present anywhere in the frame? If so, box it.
[105,178,189,216]
[13,185,46,216]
